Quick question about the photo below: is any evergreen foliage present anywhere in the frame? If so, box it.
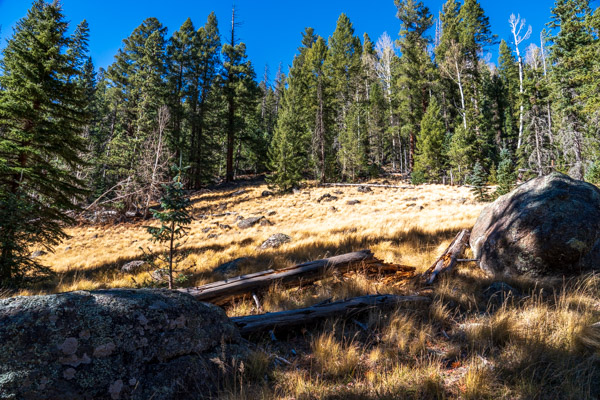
[146,165,192,289]
[469,161,489,201]
[495,148,517,196]
[0,1,90,285]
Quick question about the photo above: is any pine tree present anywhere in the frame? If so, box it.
[549,0,595,180]
[222,6,259,182]
[146,165,192,289]
[414,98,446,181]
[395,0,434,173]
[495,148,516,196]
[325,14,363,180]
[268,85,309,191]
[469,161,489,201]
[0,1,90,285]
[189,12,221,187]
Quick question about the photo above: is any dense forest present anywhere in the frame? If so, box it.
[0,0,599,284]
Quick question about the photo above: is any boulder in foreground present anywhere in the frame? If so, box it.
[471,173,600,276]
[0,290,244,399]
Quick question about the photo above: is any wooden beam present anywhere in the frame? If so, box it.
[179,250,377,305]
[231,294,431,335]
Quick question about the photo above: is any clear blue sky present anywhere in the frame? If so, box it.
[0,0,556,82]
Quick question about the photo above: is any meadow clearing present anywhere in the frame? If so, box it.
[18,180,600,399]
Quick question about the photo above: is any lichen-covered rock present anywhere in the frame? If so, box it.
[471,173,600,276]
[0,289,245,399]
[237,216,264,229]
[259,234,291,250]
[120,260,146,274]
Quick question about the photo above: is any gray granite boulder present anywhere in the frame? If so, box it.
[471,173,600,276]
[0,289,245,399]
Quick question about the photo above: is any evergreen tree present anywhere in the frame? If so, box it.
[0,1,90,285]
[414,98,446,181]
[268,85,309,191]
[146,165,192,289]
[222,7,260,182]
[549,0,595,179]
[469,161,489,201]
[495,148,516,196]
[325,14,363,180]
[395,0,434,172]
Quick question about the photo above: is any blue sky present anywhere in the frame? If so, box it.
[0,0,556,82]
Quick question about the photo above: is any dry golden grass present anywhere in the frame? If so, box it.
[20,180,482,297]
[12,179,600,399]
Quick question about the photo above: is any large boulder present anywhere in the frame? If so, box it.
[471,173,600,276]
[0,289,245,400]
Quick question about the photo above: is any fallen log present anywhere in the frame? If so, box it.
[231,294,431,335]
[422,229,470,284]
[179,250,378,305]
[322,183,412,189]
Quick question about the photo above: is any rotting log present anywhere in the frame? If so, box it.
[179,250,379,305]
[231,294,431,335]
[321,183,412,189]
[422,229,471,284]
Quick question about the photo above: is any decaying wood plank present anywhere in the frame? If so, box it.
[422,229,471,284]
[179,250,377,305]
[231,294,431,335]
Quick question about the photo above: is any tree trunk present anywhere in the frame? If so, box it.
[422,229,470,284]
[179,250,378,305]
[231,294,431,335]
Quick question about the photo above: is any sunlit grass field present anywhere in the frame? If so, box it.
[16,180,600,399]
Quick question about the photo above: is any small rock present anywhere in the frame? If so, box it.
[317,193,338,203]
[267,211,277,216]
[218,202,227,211]
[238,216,264,229]
[208,234,219,239]
[230,189,247,197]
[150,269,169,282]
[121,260,146,274]
[260,218,273,226]
[214,257,250,277]
[347,200,360,205]
[261,190,274,197]
[65,246,71,251]
[406,203,416,207]
[202,228,211,233]
[357,186,372,193]
[217,223,231,230]
[333,190,343,195]
[30,250,47,259]
[92,234,99,239]
[329,206,337,212]
[259,234,292,249]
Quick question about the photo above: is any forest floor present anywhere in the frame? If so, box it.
[15,179,600,399]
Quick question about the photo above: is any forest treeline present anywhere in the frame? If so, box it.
[0,0,599,283]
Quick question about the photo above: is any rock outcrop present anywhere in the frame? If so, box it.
[471,173,600,276]
[0,289,244,399]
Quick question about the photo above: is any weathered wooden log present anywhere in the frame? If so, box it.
[179,250,377,305]
[231,294,431,335]
[422,229,471,284]
[322,183,412,189]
